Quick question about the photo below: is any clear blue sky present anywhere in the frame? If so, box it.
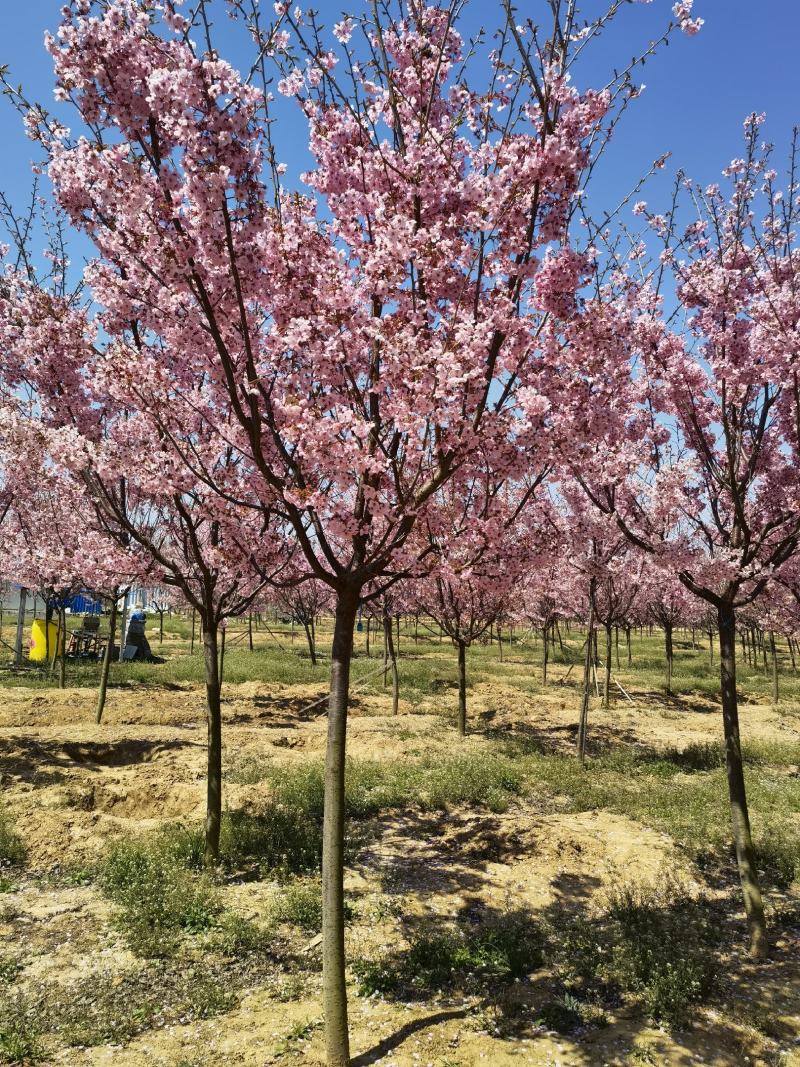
[1,1,798,262]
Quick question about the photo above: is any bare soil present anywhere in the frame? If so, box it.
[1,673,798,1066]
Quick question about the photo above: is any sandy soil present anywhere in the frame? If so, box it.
[1,672,798,1066]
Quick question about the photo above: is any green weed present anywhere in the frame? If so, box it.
[353,910,543,996]
[551,883,719,1028]
[99,831,221,957]
[0,810,25,868]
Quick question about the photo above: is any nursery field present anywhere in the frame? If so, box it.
[0,621,799,1067]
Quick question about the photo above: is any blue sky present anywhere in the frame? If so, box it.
[1,1,798,266]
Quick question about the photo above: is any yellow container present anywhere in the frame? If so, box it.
[29,618,65,662]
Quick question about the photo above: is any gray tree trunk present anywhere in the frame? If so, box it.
[383,612,399,715]
[577,597,595,761]
[665,623,674,696]
[96,595,118,724]
[13,587,27,665]
[304,620,317,666]
[203,624,223,867]
[718,603,768,958]
[603,621,613,708]
[770,630,779,704]
[457,639,467,737]
[322,590,359,1067]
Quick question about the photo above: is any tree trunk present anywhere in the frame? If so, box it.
[322,590,359,1067]
[708,630,714,665]
[14,587,27,666]
[603,621,613,709]
[248,613,254,652]
[457,639,467,737]
[118,597,128,662]
[761,629,768,677]
[626,624,632,667]
[665,623,674,696]
[159,610,164,644]
[58,607,67,689]
[770,630,779,704]
[219,625,228,684]
[191,607,196,654]
[577,591,595,761]
[615,626,620,670]
[45,600,52,672]
[96,595,118,724]
[365,615,370,657]
[203,623,223,867]
[717,603,768,959]
[304,620,318,666]
[789,636,797,675]
[383,612,399,716]
[542,624,549,685]
[498,626,503,663]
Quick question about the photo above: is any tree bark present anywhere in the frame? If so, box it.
[770,630,779,704]
[202,623,223,867]
[542,624,549,685]
[96,594,118,724]
[13,587,27,666]
[457,638,467,737]
[577,591,595,761]
[118,597,128,663]
[383,611,399,715]
[218,624,226,685]
[717,602,768,959]
[58,606,67,689]
[665,622,674,696]
[45,600,52,672]
[304,620,318,666]
[603,621,613,708]
[626,624,632,667]
[323,590,359,1067]
[190,607,196,654]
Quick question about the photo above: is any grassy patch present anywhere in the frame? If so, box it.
[271,878,324,932]
[0,999,42,1064]
[42,963,237,1048]
[98,828,221,957]
[0,959,21,986]
[552,883,719,1027]
[0,809,25,868]
[353,910,544,996]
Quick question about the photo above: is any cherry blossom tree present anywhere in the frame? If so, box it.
[581,119,800,958]
[277,576,330,667]
[2,0,703,1058]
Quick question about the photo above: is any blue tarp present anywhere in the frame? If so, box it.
[65,593,102,615]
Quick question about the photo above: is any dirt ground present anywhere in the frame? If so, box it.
[1,673,799,1066]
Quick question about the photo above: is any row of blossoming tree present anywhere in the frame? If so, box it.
[3,0,800,1062]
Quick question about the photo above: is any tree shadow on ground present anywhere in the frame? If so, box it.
[351,1009,469,1066]
[357,807,536,901]
[0,736,199,781]
[347,863,796,1067]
